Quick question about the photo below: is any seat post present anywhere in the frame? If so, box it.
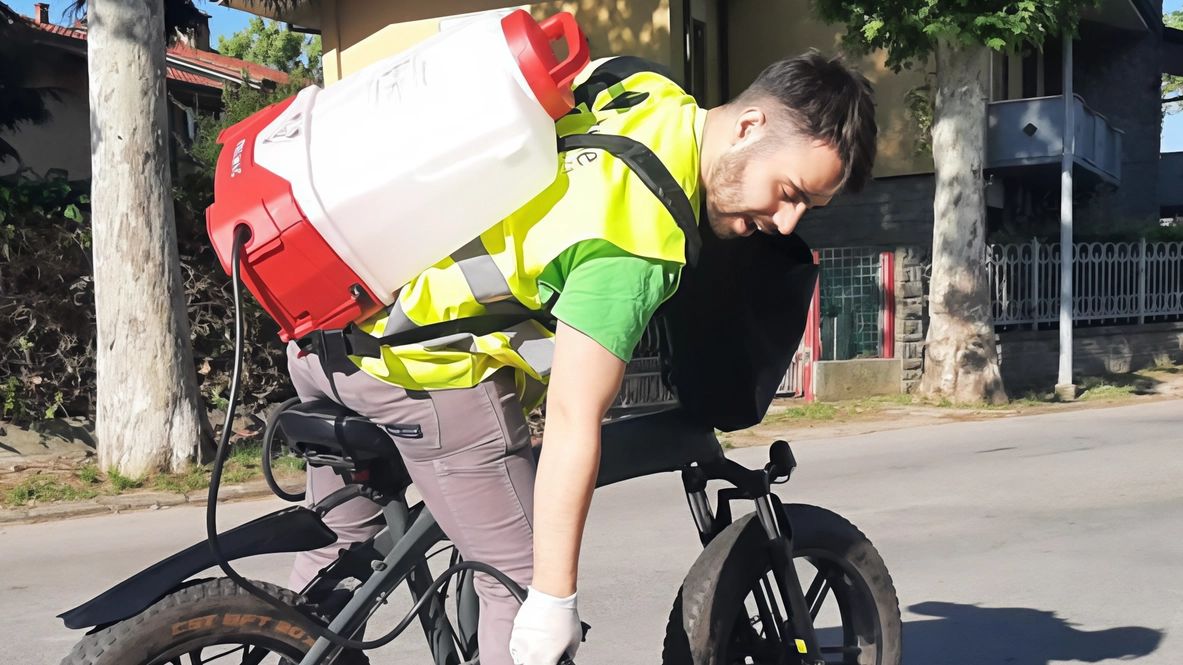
[382,499,410,539]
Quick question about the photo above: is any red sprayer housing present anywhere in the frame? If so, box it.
[205,98,382,343]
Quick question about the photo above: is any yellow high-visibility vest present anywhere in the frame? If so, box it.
[350,58,707,410]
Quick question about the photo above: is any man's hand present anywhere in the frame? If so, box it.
[509,586,582,665]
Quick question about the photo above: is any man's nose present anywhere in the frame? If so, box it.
[772,202,806,235]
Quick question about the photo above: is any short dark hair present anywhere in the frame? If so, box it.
[734,51,878,193]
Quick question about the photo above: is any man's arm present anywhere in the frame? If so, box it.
[531,320,626,597]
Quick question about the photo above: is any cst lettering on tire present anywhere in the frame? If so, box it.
[63,579,315,665]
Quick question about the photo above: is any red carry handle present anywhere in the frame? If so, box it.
[540,12,590,90]
[502,9,589,119]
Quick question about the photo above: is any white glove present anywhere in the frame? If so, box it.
[509,586,583,665]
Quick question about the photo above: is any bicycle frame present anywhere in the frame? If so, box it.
[296,439,825,665]
[297,495,459,665]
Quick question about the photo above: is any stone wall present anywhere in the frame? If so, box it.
[997,321,1183,390]
[894,246,930,392]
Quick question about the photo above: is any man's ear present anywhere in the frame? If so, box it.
[734,107,767,145]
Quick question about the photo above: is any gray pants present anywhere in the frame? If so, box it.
[285,342,537,665]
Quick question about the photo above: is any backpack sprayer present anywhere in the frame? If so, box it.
[206,9,588,342]
[201,9,590,662]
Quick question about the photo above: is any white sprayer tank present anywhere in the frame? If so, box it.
[248,10,589,306]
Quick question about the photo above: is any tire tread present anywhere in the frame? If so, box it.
[661,504,902,665]
[60,579,302,665]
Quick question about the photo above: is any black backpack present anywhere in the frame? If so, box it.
[657,225,819,432]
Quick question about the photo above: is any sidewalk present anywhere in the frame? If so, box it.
[729,366,1183,447]
[4,366,1181,524]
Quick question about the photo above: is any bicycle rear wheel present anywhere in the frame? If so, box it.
[60,578,346,665]
[661,504,901,665]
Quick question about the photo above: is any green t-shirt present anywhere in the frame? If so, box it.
[538,239,681,362]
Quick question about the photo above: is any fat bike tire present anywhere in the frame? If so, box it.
[661,504,902,665]
[60,578,316,665]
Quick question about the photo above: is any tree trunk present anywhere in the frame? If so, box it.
[88,0,211,475]
[918,42,1008,405]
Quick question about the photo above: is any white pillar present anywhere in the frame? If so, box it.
[1057,36,1075,396]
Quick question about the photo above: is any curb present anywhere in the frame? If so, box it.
[0,480,281,525]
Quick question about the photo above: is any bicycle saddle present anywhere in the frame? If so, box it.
[276,399,396,468]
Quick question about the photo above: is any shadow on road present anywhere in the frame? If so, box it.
[900,601,1164,664]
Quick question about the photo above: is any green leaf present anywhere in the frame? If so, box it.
[64,204,82,222]
[810,0,1101,69]
[862,19,885,40]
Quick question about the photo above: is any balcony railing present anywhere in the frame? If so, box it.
[987,94,1124,184]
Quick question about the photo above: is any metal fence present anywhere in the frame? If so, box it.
[817,247,885,359]
[611,322,677,413]
[988,239,1183,327]
[613,324,811,415]
[776,341,810,395]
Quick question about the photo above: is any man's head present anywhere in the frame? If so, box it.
[700,52,877,239]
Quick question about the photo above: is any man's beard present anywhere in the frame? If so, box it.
[704,142,754,239]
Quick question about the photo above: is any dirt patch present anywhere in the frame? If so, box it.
[721,366,1183,448]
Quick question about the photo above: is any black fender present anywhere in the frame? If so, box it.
[58,506,336,630]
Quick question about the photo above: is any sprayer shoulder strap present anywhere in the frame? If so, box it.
[566,56,701,265]
[556,132,701,267]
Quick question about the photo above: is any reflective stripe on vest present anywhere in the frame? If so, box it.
[375,238,556,379]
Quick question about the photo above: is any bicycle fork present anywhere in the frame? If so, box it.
[681,441,825,665]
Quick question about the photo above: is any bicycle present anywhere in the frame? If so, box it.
[57,397,901,665]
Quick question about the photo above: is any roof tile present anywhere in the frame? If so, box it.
[21,14,290,90]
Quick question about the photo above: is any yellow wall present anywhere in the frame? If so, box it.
[316,0,673,85]
[725,0,934,178]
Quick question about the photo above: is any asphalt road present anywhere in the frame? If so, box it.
[2,399,1181,664]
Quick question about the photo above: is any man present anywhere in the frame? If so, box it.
[286,51,877,665]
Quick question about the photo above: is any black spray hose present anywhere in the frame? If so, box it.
[207,226,575,663]
[262,396,304,503]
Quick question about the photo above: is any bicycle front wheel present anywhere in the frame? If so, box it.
[661,504,902,665]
